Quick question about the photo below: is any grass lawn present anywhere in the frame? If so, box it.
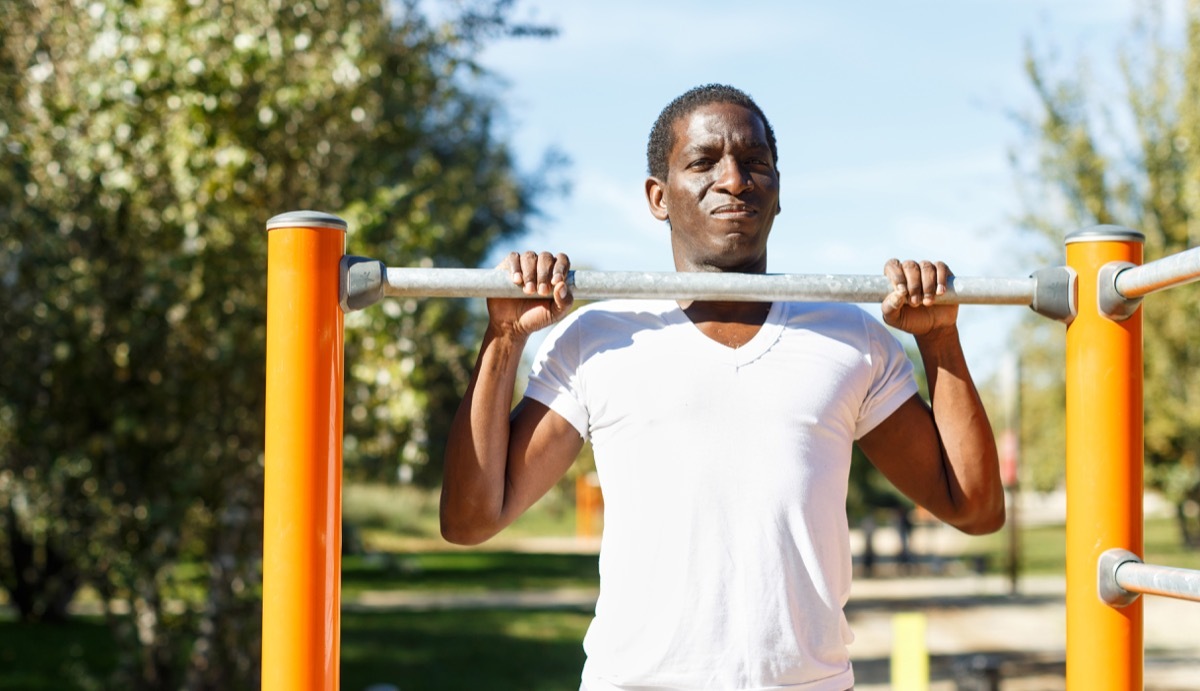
[0,551,598,691]
[0,615,119,690]
[341,608,591,691]
[342,551,599,597]
[0,606,591,691]
[979,516,1200,575]
[343,482,580,545]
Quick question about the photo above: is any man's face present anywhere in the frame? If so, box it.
[646,102,781,273]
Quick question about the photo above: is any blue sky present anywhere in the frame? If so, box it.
[474,1,1182,378]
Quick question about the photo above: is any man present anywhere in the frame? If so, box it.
[441,84,1003,690]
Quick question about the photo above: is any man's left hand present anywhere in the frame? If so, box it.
[881,258,958,337]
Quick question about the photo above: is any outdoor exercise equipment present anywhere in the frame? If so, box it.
[263,210,1200,691]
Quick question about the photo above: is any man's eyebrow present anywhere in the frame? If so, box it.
[679,139,721,155]
[682,137,770,153]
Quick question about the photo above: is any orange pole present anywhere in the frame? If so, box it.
[576,475,592,538]
[1064,226,1144,691]
[263,211,347,691]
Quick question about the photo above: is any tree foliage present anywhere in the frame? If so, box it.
[0,0,556,686]
[1016,0,1200,541]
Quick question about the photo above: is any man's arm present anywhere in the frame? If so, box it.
[440,251,584,545]
[856,259,1004,536]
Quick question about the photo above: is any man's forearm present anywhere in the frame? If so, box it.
[440,325,527,544]
[916,325,1005,535]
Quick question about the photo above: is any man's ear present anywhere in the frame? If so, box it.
[645,177,669,222]
[775,170,782,215]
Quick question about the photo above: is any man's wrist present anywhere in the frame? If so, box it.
[485,323,531,349]
[914,324,961,351]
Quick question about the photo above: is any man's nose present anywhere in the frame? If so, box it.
[713,157,752,194]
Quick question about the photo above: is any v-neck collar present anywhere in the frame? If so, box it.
[666,300,786,367]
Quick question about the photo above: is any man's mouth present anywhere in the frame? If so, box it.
[711,203,757,217]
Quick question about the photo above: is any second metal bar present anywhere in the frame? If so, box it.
[1117,561,1200,604]
[1113,245,1200,299]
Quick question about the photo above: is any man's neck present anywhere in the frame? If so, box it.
[679,300,772,349]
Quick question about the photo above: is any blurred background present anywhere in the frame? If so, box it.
[3,0,1200,688]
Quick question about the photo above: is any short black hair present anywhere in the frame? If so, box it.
[646,84,778,181]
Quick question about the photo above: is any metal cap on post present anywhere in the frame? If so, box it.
[1064,224,1146,245]
[264,210,347,691]
[267,209,351,232]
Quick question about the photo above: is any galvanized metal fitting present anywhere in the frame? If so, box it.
[1097,261,1143,321]
[1029,266,1077,323]
[1098,548,1142,607]
[340,255,387,313]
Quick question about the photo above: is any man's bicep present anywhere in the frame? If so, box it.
[856,394,949,514]
[501,397,586,520]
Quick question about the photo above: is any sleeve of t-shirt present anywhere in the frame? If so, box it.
[524,310,591,441]
[854,314,919,439]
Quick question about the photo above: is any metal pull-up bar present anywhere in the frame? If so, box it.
[1097,243,1200,319]
[339,256,1077,320]
[1112,245,1200,299]
[1099,548,1200,607]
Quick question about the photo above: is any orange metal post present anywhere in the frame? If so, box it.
[1064,227,1144,691]
[575,475,593,538]
[263,211,347,691]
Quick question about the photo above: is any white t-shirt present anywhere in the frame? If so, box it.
[525,299,918,691]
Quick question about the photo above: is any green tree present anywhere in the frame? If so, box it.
[1016,0,1200,542]
[0,0,557,687]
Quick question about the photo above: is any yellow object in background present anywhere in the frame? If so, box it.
[891,612,929,691]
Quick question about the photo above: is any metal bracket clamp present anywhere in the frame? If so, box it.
[1098,548,1143,607]
[1029,266,1077,323]
[1097,261,1143,321]
[340,255,387,313]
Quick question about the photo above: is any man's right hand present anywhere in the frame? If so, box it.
[489,251,574,337]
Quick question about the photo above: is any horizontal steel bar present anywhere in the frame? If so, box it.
[1114,245,1200,299]
[1115,560,1200,604]
[381,268,1036,305]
